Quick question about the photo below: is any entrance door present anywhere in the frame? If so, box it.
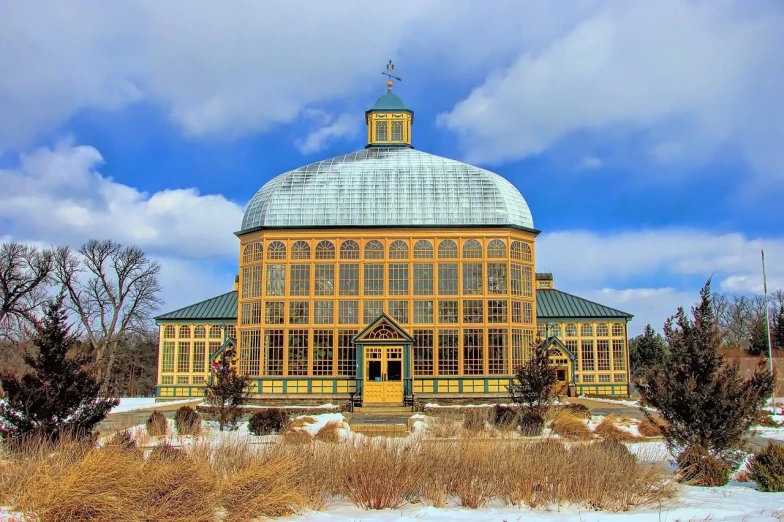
[554,367,569,395]
[363,346,404,403]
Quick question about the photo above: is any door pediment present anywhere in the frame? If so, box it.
[353,313,413,344]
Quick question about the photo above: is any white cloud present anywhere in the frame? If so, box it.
[580,156,603,170]
[295,112,359,155]
[155,257,236,315]
[583,287,697,336]
[0,141,243,259]
[438,1,784,177]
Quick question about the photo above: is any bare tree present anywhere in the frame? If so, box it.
[0,242,55,339]
[54,240,162,395]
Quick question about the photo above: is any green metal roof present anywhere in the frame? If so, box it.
[536,288,633,319]
[155,291,238,321]
[368,90,410,112]
[154,288,631,323]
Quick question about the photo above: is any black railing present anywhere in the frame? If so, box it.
[403,378,415,410]
[348,379,363,412]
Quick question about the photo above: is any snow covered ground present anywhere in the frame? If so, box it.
[107,397,202,414]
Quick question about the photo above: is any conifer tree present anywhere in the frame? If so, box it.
[509,336,556,419]
[748,317,770,357]
[629,324,668,378]
[772,303,784,350]
[0,295,118,442]
[204,352,250,431]
[640,280,774,478]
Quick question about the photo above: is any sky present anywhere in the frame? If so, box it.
[1,0,783,336]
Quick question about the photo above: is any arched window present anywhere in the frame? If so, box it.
[391,121,403,141]
[389,240,409,259]
[209,325,221,339]
[340,240,360,259]
[566,324,577,337]
[550,324,562,337]
[413,240,433,259]
[163,325,175,338]
[291,241,311,260]
[438,240,458,259]
[376,121,388,141]
[510,241,522,260]
[226,325,236,339]
[463,239,482,259]
[194,325,206,339]
[612,323,625,336]
[242,242,263,264]
[581,323,593,337]
[522,243,532,263]
[267,241,286,260]
[315,240,335,259]
[597,323,609,337]
[364,240,384,259]
[178,325,191,338]
[487,239,506,258]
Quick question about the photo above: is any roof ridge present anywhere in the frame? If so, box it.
[155,290,237,320]
[538,288,632,318]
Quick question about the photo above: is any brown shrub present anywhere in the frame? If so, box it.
[638,418,663,437]
[314,421,344,443]
[676,445,732,487]
[594,416,638,442]
[283,429,314,445]
[550,411,592,439]
[462,408,490,431]
[217,452,305,521]
[560,403,592,419]
[145,410,168,437]
[289,416,317,428]
[174,406,202,436]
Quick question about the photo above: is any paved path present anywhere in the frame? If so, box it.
[98,400,202,434]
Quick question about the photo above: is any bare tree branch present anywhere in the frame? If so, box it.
[54,240,162,394]
[0,242,55,339]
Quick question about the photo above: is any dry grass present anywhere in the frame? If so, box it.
[146,410,168,437]
[314,420,344,443]
[2,431,676,517]
[289,416,317,428]
[638,417,664,437]
[594,415,639,442]
[550,411,593,439]
[283,429,314,444]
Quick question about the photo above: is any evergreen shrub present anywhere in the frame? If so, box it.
[248,410,290,436]
[174,406,201,436]
[676,445,732,487]
[748,442,784,492]
[492,405,518,428]
[517,408,545,436]
[146,411,168,437]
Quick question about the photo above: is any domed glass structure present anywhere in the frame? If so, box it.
[240,147,534,232]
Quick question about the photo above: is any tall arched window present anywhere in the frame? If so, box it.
[487,239,506,258]
[376,121,388,141]
[291,241,311,260]
[267,241,286,260]
[178,325,191,338]
[597,323,609,337]
[581,324,593,337]
[463,239,482,259]
[242,242,263,264]
[391,121,403,141]
[163,325,175,338]
[389,240,409,259]
[521,243,532,263]
[364,240,384,259]
[566,324,578,337]
[209,325,221,339]
[340,240,360,259]
[194,325,206,338]
[438,240,458,259]
[414,240,433,259]
[315,240,335,259]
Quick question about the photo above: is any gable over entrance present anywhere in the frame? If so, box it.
[353,313,414,344]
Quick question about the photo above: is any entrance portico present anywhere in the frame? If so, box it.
[353,314,414,406]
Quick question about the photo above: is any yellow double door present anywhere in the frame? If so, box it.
[363,346,404,404]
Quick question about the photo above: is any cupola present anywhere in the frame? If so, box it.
[366,60,413,148]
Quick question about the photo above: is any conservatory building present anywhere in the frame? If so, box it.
[155,79,633,404]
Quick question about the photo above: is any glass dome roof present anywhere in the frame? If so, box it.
[240,148,534,232]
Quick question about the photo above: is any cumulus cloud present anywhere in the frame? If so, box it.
[0,141,243,259]
[537,229,784,335]
[295,111,359,155]
[438,1,784,177]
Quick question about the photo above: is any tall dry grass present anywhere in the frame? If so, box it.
[1,432,676,518]
[550,410,593,439]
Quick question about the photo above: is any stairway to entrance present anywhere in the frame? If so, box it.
[345,403,418,437]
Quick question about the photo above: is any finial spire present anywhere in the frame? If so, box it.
[382,59,402,91]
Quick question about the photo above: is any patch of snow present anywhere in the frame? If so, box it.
[291,413,346,437]
[109,398,198,414]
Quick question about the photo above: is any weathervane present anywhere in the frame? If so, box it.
[382,59,402,91]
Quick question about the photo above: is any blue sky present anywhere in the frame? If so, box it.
[1,0,783,335]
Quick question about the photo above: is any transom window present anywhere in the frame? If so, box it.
[566,324,578,337]
[315,240,335,259]
[612,323,625,336]
[242,242,263,264]
[413,239,433,258]
[163,325,175,338]
[438,240,458,259]
[194,326,206,338]
[364,240,384,259]
[511,241,532,262]
[487,239,506,258]
[291,241,311,260]
[340,240,360,259]
[267,241,286,260]
[178,326,190,338]
[463,239,482,258]
[581,324,593,337]
[597,323,609,337]
[389,240,409,259]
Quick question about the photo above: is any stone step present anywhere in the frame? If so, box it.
[354,404,412,414]
[350,423,410,437]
